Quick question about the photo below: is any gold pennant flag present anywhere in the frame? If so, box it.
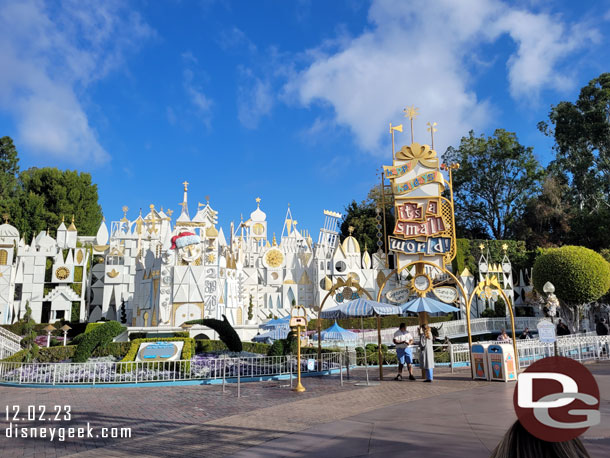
[391,124,403,133]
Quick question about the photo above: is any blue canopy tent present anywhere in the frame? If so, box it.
[313,321,359,342]
[320,298,401,319]
[252,327,290,343]
[320,298,402,382]
[399,296,461,315]
[260,315,290,330]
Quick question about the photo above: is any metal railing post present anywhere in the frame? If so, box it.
[222,357,226,393]
[449,343,454,374]
[237,357,241,398]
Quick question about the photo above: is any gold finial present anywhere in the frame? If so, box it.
[150,204,154,210]
[71,214,75,223]
[121,206,129,223]
[502,243,508,252]
[2,213,9,224]
[198,202,205,207]
[167,209,173,217]
[272,232,277,246]
[61,215,65,223]
[404,105,419,143]
[183,181,189,191]
[426,122,438,150]
[205,195,210,203]
[255,197,261,207]
[479,243,485,251]
[348,226,354,235]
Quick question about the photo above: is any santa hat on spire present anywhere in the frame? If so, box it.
[171,231,200,249]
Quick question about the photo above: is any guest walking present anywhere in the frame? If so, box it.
[418,324,435,383]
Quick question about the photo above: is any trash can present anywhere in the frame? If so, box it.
[487,344,517,382]
[472,343,491,380]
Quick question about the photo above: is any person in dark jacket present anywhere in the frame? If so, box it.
[597,318,609,336]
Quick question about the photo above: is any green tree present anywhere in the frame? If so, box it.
[539,73,610,211]
[20,302,39,363]
[444,129,543,239]
[532,246,610,331]
[12,168,103,240]
[247,295,254,321]
[513,175,571,249]
[0,136,20,216]
[340,184,395,255]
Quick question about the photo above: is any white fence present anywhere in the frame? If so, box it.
[0,327,21,360]
[0,352,350,386]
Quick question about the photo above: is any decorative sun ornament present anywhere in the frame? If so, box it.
[265,248,284,268]
[55,267,70,280]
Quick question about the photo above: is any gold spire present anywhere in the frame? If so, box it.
[255,197,261,208]
[272,232,277,246]
[167,209,173,218]
[183,180,189,192]
[121,206,129,223]
[67,214,77,232]
[348,226,354,235]
[2,213,8,224]
[403,105,419,143]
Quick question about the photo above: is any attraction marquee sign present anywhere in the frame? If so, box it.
[383,128,457,270]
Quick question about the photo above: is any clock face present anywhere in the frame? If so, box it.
[413,274,431,293]
[480,262,488,273]
[179,244,202,263]
[265,248,284,268]
[253,223,265,236]
[55,266,70,280]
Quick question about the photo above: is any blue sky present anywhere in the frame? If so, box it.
[1,0,610,238]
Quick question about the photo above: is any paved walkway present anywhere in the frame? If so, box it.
[1,362,608,457]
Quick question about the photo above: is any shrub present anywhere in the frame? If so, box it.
[186,316,242,352]
[128,332,147,341]
[84,323,105,334]
[72,321,125,363]
[533,246,610,304]
[267,340,285,357]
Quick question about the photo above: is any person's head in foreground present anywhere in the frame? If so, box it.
[490,420,590,458]
[399,322,406,331]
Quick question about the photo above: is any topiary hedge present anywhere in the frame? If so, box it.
[72,321,125,363]
[195,339,269,355]
[186,315,242,352]
[533,246,610,304]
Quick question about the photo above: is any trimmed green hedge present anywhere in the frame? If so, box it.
[186,317,242,352]
[195,339,270,354]
[72,321,125,363]
[308,315,451,331]
[84,323,105,334]
[533,246,610,304]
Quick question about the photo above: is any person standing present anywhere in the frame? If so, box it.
[418,324,435,383]
[497,329,512,342]
[597,318,609,336]
[519,327,532,339]
[393,323,415,381]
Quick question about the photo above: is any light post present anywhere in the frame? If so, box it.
[60,324,71,346]
[43,324,55,348]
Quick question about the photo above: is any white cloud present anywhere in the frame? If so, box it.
[182,54,213,128]
[0,0,153,165]
[237,68,273,129]
[284,0,596,155]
